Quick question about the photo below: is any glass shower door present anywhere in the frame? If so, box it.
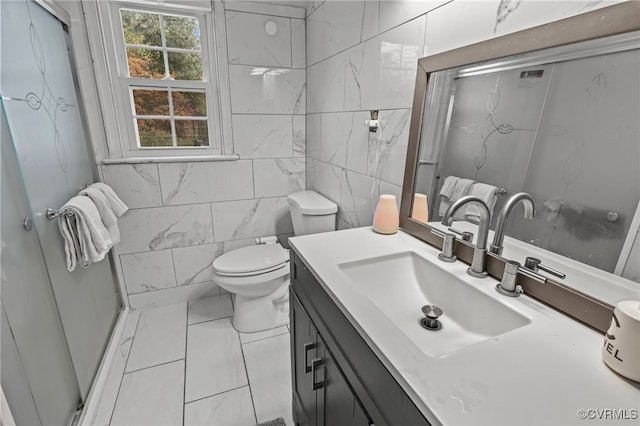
[0,0,122,404]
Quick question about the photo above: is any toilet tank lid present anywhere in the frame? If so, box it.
[287,191,338,215]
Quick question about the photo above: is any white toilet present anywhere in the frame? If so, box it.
[212,191,337,333]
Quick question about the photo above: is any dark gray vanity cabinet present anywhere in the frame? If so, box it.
[290,251,430,426]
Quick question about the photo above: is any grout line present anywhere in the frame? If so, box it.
[122,357,186,376]
[108,311,143,425]
[183,302,188,426]
[240,329,290,346]
[183,384,251,406]
[238,329,258,424]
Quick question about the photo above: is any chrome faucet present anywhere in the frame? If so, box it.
[441,196,491,278]
[490,192,535,256]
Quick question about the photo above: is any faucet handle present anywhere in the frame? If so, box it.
[524,257,566,279]
[448,227,473,242]
[431,229,458,261]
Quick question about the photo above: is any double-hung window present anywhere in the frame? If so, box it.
[101,1,228,158]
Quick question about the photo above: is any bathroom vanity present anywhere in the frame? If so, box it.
[289,227,640,426]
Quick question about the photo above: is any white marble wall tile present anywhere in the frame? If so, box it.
[306,114,322,160]
[211,197,293,241]
[291,18,306,68]
[102,164,162,209]
[306,1,324,17]
[254,158,305,198]
[345,111,371,175]
[306,158,342,206]
[128,281,221,310]
[306,3,324,66]
[185,318,248,402]
[319,112,349,168]
[323,0,365,58]
[337,218,353,230]
[378,0,450,34]
[375,179,403,203]
[233,115,293,159]
[159,161,254,205]
[229,65,306,114]
[368,109,411,186]
[125,303,187,372]
[292,115,306,157]
[172,243,225,286]
[120,250,177,294]
[361,0,380,42]
[117,204,214,254]
[492,0,624,51]
[307,52,345,113]
[111,360,184,426]
[226,11,291,67]
[184,386,256,426]
[243,333,293,425]
[90,310,140,426]
[188,294,233,325]
[422,0,618,57]
[423,0,502,57]
[340,169,376,228]
[345,16,425,111]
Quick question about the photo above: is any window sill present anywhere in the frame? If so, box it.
[101,154,240,165]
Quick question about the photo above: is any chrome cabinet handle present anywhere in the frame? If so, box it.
[303,342,316,373]
[311,358,325,390]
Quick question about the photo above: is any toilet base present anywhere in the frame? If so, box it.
[231,280,290,333]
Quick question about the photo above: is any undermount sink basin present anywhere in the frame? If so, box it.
[338,251,531,358]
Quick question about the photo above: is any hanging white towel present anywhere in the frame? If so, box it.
[465,183,499,221]
[58,196,113,272]
[89,182,129,217]
[439,176,459,199]
[439,177,475,217]
[79,187,120,244]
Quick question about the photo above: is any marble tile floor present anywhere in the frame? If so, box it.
[102,294,293,426]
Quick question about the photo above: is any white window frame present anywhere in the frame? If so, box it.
[89,0,233,160]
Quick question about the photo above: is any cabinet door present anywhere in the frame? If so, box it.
[291,291,319,426]
[317,335,371,426]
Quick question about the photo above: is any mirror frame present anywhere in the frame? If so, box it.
[400,2,640,334]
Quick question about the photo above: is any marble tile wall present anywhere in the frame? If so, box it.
[105,5,305,307]
[305,0,626,231]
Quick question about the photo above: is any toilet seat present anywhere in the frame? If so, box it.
[213,243,288,277]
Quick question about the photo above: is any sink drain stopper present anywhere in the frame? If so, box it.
[420,305,443,331]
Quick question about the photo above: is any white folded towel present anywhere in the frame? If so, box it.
[465,183,499,220]
[439,177,475,217]
[58,196,113,272]
[89,182,128,217]
[79,187,120,245]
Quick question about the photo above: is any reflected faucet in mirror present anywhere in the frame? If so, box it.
[442,196,491,278]
[490,192,535,256]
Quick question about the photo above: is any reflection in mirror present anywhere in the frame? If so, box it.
[413,33,640,284]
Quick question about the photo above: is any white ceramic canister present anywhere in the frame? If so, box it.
[602,300,640,382]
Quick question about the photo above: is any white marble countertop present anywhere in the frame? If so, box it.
[289,227,640,426]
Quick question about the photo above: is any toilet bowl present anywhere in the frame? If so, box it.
[212,191,337,333]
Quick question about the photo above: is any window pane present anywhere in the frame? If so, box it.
[132,89,170,115]
[172,91,207,116]
[127,48,165,78]
[137,119,173,147]
[121,10,161,47]
[165,15,201,50]
[168,52,202,81]
[175,120,209,147]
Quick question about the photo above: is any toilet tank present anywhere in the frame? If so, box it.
[287,191,338,236]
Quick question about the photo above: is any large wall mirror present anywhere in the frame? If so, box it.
[400,2,640,331]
